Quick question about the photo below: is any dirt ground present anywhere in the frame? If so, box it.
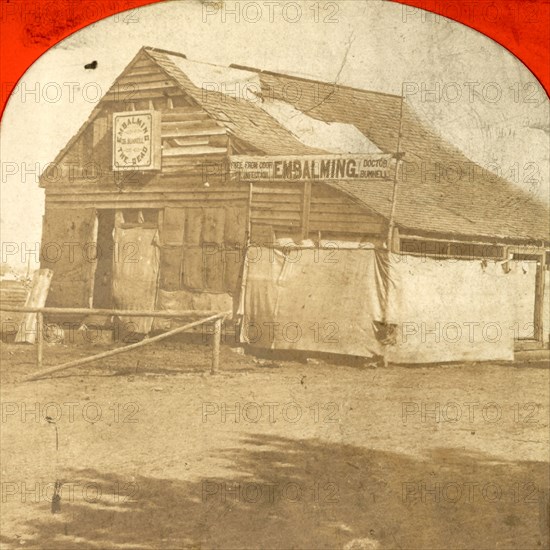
[0,333,548,550]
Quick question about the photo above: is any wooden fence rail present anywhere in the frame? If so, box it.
[3,306,228,318]
[0,306,231,382]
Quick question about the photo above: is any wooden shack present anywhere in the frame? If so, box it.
[38,46,550,358]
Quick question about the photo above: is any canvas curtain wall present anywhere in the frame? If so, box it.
[240,246,532,363]
[384,254,520,363]
[240,245,386,357]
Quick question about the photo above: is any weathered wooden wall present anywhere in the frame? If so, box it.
[40,207,97,309]
[42,53,230,192]
[158,205,247,296]
[249,182,387,244]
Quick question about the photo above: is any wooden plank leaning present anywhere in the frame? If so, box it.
[15,269,53,344]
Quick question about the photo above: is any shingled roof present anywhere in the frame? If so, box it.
[245,69,550,244]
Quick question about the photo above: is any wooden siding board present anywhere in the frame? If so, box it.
[162,146,227,157]
[162,127,227,138]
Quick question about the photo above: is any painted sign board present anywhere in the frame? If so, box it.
[229,154,395,182]
[112,110,161,171]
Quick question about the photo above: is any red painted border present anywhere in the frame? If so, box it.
[392,0,550,94]
[0,0,159,118]
[1,0,549,120]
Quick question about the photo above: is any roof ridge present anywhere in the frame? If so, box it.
[229,63,403,100]
[143,46,401,99]
[142,46,402,100]
[142,46,187,59]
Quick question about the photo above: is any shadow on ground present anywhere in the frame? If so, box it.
[1,435,548,550]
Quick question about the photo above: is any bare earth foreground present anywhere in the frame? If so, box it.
[0,336,548,550]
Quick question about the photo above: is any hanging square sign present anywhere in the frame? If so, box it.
[113,110,161,171]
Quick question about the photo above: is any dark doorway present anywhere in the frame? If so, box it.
[511,253,541,341]
[92,210,115,308]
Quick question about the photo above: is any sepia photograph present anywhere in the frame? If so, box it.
[0,0,549,548]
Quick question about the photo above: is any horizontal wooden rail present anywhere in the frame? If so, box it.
[0,306,231,319]
[22,311,231,382]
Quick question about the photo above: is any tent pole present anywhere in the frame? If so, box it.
[381,84,406,367]
[386,83,406,250]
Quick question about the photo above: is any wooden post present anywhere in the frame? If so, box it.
[247,181,253,243]
[534,252,546,343]
[211,318,222,375]
[539,486,549,548]
[301,180,312,240]
[37,312,43,368]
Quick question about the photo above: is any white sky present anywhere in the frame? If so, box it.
[1,0,548,268]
